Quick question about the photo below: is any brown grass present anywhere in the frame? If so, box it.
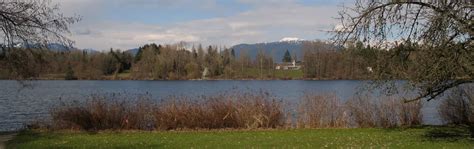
[438,86,474,125]
[51,92,284,131]
[154,92,284,130]
[346,95,422,128]
[51,93,155,131]
[296,93,422,128]
[296,93,348,128]
[49,91,423,131]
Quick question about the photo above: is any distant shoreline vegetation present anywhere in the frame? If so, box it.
[0,41,390,81]
[2,40,469,81]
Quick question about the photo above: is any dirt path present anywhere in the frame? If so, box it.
[0,133,16,149]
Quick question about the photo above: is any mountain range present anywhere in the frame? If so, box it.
[230,38,306,63]
[22,38,335,63]
[14,43,100,54]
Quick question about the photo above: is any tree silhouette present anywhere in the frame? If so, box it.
[282,50,292,62]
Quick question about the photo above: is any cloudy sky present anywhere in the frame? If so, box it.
[54,0,350,50]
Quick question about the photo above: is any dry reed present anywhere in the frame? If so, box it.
[296,93,348,128]
[438,86,474,125]
[49,91,424,131]
[51,91,284,131]
[346,95,422,128]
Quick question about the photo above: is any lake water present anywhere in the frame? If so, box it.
[0,80,444,132]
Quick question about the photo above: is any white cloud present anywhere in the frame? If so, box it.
[163,2,340,46]
[236,0,296,6]
[56,0,343,50]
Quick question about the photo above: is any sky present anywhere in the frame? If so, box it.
[53,0,350,50]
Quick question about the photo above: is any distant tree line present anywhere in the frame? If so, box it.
[0,41,456,80]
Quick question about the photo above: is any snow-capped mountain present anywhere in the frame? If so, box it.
[279,37,304,42]
[231,38,339,62]
[10,42,100,53]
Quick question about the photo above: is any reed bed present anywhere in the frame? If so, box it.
[438,86,474,125]
[296,94,422,128]
[346,95,422,128]
[51,92,284,131]
[154,92,284,130]
[49,91,423,131]
[51,93,155,130]
[296,93,348,128]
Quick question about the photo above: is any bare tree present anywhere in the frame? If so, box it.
[1,0,79,79]
[334,1,473,101]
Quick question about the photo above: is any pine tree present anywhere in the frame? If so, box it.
[134,48,143,62]
[65,63,77,80]
[231,49,236,58]
[282,50,292,62]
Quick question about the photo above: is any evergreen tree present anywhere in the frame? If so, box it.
[65,63,77,80]
[191,45,197,59]
[282,50,292,62]
[134,48,143,62]
[231,49,236,58]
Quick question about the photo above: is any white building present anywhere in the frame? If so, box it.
[275,60,301,70]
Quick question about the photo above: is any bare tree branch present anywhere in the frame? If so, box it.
[0,0,80,79]
[334,1,473,101]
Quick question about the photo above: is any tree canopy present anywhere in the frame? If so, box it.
[334,1,473,101]
[282,50,292,62]
[1,0,79,79]
[0,0,79,47]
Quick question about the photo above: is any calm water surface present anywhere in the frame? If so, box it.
[0,80,443,132]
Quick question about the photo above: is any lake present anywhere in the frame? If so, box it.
[0,80,444,132]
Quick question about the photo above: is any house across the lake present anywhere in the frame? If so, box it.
[275,60,301,70]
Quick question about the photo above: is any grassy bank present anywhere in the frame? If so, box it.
[7,126,474,148]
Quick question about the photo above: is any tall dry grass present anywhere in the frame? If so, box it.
[49,91,423,131]
[346,95,422,128]
[296,93,348,128]
[154,92,284,130]
[296,93,422,128]
[438,86,474,125]
[51,91,284,131]
[51,93,155,131]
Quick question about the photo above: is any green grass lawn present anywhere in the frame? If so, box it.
[7,126,473,148]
